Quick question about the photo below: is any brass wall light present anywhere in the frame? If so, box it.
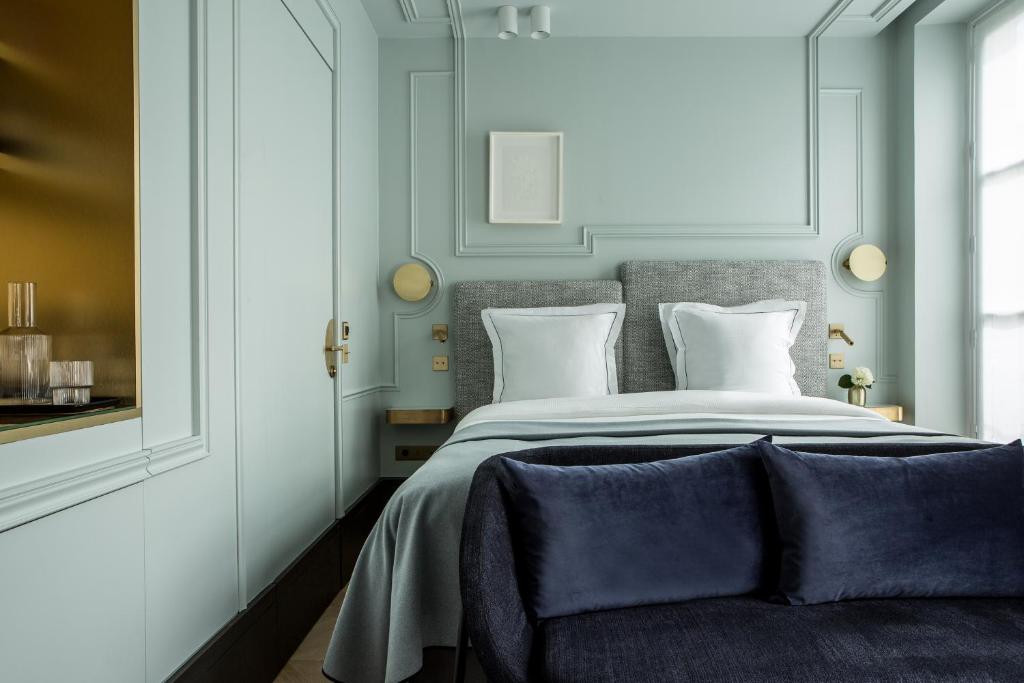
[393,262,434,302]
[843,244,887,282]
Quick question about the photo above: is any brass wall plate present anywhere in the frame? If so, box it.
[829,352,845,369]
[431,323,448,343]
[395,445,438,461]
[341,321,350,340]
[432,355,449,372]
[324,319,338,377]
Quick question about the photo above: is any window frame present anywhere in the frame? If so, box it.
[968,0,1024,440]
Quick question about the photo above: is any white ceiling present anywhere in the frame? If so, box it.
[360,0,930,39]
[920,0,991,24]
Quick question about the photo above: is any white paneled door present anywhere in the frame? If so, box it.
[238,0,338,601]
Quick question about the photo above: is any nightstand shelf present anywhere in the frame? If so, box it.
[385,408,454,425]
[866,405,903,422]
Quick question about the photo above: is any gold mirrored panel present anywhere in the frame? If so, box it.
[0,0,140,443]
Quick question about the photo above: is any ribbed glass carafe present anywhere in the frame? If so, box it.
[0,282,52,403]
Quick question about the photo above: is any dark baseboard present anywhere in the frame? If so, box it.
[407,648,486,683]
[169,478,402,683]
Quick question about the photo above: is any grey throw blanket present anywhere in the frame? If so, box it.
[323,409,970,683]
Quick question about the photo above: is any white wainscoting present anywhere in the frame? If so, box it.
[0,0,384,679]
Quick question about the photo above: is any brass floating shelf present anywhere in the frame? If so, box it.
[866,405,903,422]
[386,408,454,425]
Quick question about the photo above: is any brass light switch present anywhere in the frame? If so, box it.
[432,324,448,343]
[829,323,855,346]
[432,355,449,372]
[829,352,845,369]
[341,321,350,340]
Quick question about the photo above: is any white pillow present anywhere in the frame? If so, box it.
[481,303,625,403]
[660,300,806,396]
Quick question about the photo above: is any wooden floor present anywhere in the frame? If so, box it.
[274,588,345,682]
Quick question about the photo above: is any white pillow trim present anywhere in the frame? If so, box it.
[665,300,806,395]
[481,303,625,404]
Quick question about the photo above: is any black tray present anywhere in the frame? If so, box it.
[0,397,122,416]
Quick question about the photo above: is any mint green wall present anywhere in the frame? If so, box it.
[888,1,971,434]
[914,24,969,435]
[378,34,904,476]
[892,9,918,426]
[465,39,808,241]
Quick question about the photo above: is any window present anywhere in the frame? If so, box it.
[974,0,1024,442]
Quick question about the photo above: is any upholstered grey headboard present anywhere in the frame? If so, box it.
[452,280,623,419]
[619,260,828,397]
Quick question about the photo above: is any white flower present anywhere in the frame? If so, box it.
[851,366,875,387]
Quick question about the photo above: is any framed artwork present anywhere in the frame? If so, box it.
[488,132,563,224]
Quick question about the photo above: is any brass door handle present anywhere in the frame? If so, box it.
[324,320,350,378]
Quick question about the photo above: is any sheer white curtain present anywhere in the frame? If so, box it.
[976,0,1024,442]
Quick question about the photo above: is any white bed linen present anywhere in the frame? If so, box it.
[662,300,806,395]
[456,390,887,432]
[481,303,625,402]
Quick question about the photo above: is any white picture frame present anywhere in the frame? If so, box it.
[488,131,563,224]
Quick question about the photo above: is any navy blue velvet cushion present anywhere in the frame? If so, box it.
[497,441,775,620]
[758,440,1024,606]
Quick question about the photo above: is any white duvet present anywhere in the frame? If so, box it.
[456,390,890,431]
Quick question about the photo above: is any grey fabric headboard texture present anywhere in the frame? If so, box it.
[620,260,827,397]
[452,280,623,419]
[451,261,828,420]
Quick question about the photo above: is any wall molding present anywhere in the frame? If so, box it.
[146,0,214,477]
[147,435,207,476]
[399,0,451,24]
[0,449,150,533]
[446,0,857,256]
[0,0,216,534]
[836,0,905,23]
[381,71,453,392]
[823,88,895,386]
[231,0,247,611]
[342,385,385,402]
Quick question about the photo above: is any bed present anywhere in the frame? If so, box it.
[323,261,978,683]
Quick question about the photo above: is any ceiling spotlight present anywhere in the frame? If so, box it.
[530,5,551,39]
[498,5,518,40]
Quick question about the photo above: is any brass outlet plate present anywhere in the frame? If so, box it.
[432,355,449,371]
[396,445,438,461]
[829,352,845,369]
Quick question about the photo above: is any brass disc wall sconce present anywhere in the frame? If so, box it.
[843,244,887,282]
[393,262,434,302]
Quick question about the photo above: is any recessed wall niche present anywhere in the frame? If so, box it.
[0,0,140,442]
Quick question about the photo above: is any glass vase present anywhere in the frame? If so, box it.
[0,282,52,404]
[848,386,867,407]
